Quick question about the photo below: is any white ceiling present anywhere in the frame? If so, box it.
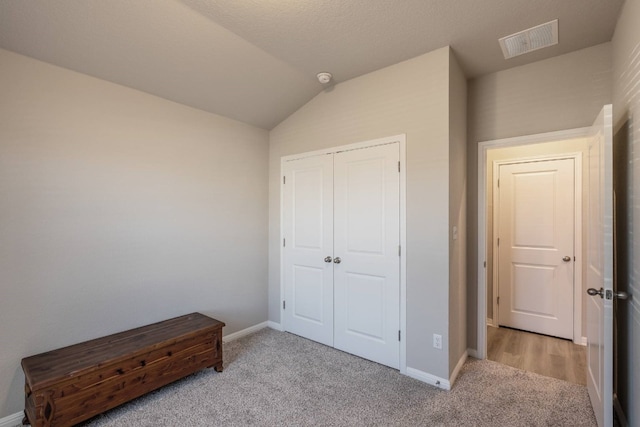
[0,0,624,130]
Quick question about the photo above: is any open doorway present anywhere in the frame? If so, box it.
[486,326,586,384]
[476,128,591,385]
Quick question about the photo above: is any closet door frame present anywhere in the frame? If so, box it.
[280,134,407,374]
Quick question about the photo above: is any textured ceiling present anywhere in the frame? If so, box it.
[0,0,624,129]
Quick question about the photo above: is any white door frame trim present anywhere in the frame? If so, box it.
[476,127,590,359]
[280,134,407,373]
[491,154,583,341]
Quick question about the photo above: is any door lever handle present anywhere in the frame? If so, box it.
[613,291,630,300]
[587,287,630,300]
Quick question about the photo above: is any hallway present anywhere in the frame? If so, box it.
[487,326,587,385]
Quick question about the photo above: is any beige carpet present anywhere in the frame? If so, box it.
[80,328,596,426]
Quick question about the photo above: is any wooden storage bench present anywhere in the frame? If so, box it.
[21,313,224,427]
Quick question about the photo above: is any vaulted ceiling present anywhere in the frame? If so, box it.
[0,0,624,129]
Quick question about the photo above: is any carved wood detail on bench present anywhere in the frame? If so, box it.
[21,313,224,427]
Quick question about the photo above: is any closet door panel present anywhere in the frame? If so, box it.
[282,154,334,346]
[333,143,400,368]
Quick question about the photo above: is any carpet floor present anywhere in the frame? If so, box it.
[80,328,596,426]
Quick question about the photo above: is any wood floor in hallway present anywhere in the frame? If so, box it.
[487,326,587,385]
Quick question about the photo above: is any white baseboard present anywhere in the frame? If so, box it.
[449,351,468,387]
[404,351,469,390]
[222,321,269,343]
[467,348,479,359]
[0,412,23,427]
[222,320,285,343]
[578,336,587,346]
[267,321,283,331]
[405,367,450,390]
[486,317,495,327]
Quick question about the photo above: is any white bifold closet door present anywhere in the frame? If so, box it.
[283,143,400,369]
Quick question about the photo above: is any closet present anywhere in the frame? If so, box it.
[281,140,401,368]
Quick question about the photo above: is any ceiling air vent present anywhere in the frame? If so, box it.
[499,19,558,59]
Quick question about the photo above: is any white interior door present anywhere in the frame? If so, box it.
[282,154,334,346]
[586,105,614,427]
[497,159,575,339]
[333,144,400,369]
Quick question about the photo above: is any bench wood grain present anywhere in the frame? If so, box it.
[21,313,224,427]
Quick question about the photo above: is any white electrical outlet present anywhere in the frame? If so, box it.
[433,334,442,350]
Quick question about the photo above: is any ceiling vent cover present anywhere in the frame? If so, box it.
[499,19,558,59]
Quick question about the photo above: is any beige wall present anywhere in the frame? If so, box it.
[269,47,454,378]
[467,43,613,349]
[0,49,269,418]
[612,0,640,422]
[448,52,467,375]
[468,43,612,144]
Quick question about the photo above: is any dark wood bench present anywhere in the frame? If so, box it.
[21,313,224,427]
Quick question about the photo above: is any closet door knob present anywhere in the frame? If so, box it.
[334,257,341,264]
[324,256,332,263]
[587,288,604,298]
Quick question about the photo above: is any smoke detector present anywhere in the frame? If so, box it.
[499,19,558,59]
[317,72,332,84]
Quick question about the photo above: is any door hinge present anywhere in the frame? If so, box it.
[283,300,286,309]
[484,261,487,268]
[497,179,500,188]
[497,296,500,305]
[283,176,286,184]
[497,238,500,247]
[283,238,286,247]
[398,330,401,341]
[398,161,401,173]
[398,245,401,256]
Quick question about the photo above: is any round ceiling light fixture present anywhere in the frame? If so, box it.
[316,72,332,84]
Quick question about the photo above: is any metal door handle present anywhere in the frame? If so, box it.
[587,287,630,300]
[587,288,604,298]
[614,291,630,300]
[562,256,571,262]
[333,257,341,264]
[324,256,332,263]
